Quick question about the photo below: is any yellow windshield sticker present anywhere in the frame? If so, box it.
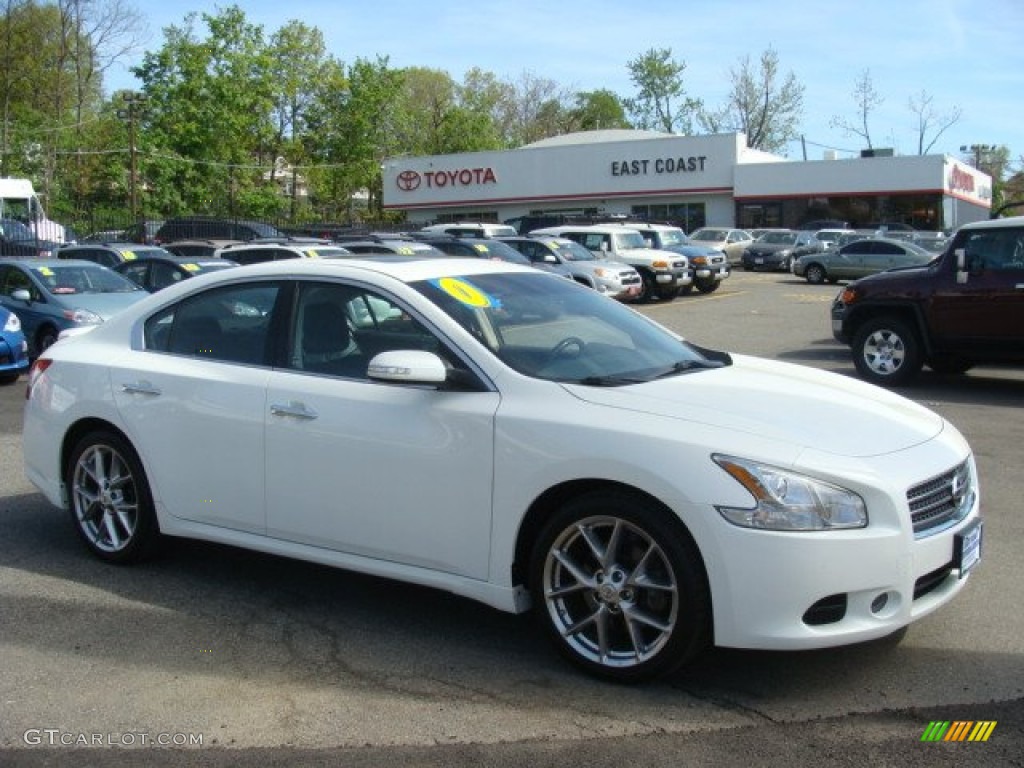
[182,263,200,272]
[435,277,493,308]
[473,243,488,253]
[123,251,136,260]
[305,250,320,258]
[397,246,415,255]
[38,267,54,276]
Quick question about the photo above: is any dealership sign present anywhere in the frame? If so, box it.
[396,167,497,192]
[611,156,708,176]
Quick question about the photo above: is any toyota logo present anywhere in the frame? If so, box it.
[396,170,421,191]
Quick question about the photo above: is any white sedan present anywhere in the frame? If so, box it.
[22,257,982,681]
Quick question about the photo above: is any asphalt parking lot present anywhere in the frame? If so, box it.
[1,269,1021,767]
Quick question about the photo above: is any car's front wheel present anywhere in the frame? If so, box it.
[530,491,710,682]
[695,278,720,294]
[852,316,923,386]
[804,263,827,284]
[67,430,161,563]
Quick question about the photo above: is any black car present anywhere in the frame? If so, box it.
[56,242,174,268]
[155,216,283,244]
[0,218,59,258]
[741,230,800,272]
[113,252,238,292]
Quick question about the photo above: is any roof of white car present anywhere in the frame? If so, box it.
[222,255,535,283]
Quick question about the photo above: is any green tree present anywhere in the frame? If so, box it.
[698,48,804,154]
[570,89,630,131]
[132,6,276,216]
[623,47,701,134]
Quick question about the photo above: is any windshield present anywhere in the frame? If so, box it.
[655,228,687,247]
[34,264,143,294]
[758,231,797,245]
[690,229,726,242]
[413,271,726,385]
[614,231,648,250]
[552,240,598,262]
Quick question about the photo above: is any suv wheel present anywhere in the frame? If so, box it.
[695,278,720,294]
[852,316,923,386]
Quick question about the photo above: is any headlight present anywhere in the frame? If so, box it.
[3,312,21,333]
[691,256,708,266]
[64,308,104,325]
[712,455,867,531]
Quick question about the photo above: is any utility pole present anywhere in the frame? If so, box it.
[117,91,147,221]
[960,143,993,171]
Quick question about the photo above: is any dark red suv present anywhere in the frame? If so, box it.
[831,216,1024,385]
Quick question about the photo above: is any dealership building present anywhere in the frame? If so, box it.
[381,130,992,232]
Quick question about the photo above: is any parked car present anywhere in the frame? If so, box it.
[154,216,283,244]
[832,215,1024,385]
[686,227,755,265]
[411,234,532,265]
[417,222,518,238]
[337,237,448,258]
[0,217,60,258]
[793,237,934,284]
[0,304,29,384]
[56,242,176,268]
[741,230,800,272]
[616,222,730,294]
[22,257,982,682]
[162,239,244,259]
[0,259,147,356]
[499,234,643,301]
[113,253,238,292]
[122,219,165,245]
[214,239,351,265]
[530,224,692,302]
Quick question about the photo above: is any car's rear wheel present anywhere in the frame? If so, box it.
[530,491,710,682]
[852,316,923,386]
[804,263,827,284]
[67,431,160,563]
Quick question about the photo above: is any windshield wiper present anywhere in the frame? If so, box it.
[574,375,647,387]
[651,359,724,379]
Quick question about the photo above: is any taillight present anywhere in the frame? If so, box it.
[26,358,52,399]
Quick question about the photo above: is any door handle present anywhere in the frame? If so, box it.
[270,401,318,420]
[121,380,161,396]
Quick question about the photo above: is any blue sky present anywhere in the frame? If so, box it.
[107,0,1024,165]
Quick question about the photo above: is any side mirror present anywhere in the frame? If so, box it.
[366,350,449,386]
[12,288,31,302]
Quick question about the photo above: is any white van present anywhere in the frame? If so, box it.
[0,178,69,243]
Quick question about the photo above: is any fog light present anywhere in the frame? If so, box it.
[870,593,889,614]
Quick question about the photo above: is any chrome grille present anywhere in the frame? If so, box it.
[908,460,973,537]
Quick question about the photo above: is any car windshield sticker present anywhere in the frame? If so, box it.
[433,277,497,308]
[123,251,136,260]
[183,263,200,272]
[305,250,320,258]
[473,243,489,253]
[37,267,55,276]
[397,246,415,255]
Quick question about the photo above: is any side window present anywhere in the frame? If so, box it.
[1,266,38,299]
[118,263,149,288]
[965,229,1024,271]
[289,282,445,379]
[150,262,183,290]
[145,282,282,364]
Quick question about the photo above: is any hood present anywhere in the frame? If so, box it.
[562,354,943,458]
[746,242,792,254]
[59,291,148,320]
[622,247,687,263]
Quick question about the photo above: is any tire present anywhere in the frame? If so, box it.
[695,278,720,294]
[0,371,20,386]
[677,285,694,296]
[66,430,161,563]
[804,263,827,285]
[851,316,923,386]
[656,286,680,301]
[36,325,59,355]
[529,491,710,682]
[638,271,658,303]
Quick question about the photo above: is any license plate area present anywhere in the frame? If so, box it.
[954,519,982,577]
